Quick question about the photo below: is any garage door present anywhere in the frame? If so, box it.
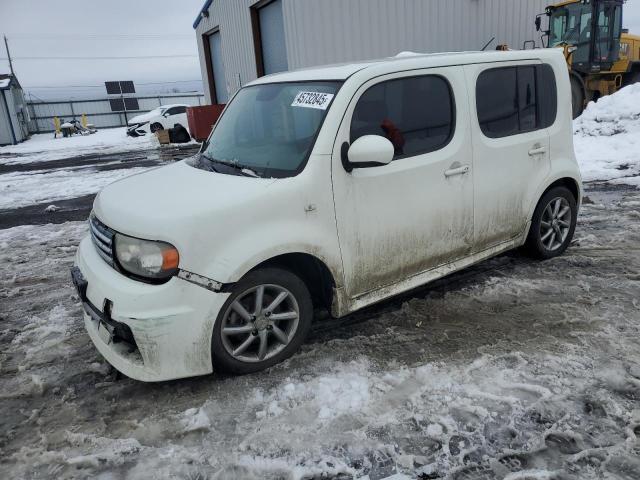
[208,30,228,103]
[255,0,288,75]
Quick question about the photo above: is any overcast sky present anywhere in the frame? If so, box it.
[0,0,204,99]
[1,0,640,99]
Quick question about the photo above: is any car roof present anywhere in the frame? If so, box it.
[247,50,563,85]
[157,104,189,109]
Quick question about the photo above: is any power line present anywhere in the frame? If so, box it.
[25,80,203,89]
[0,54,198,60]
[6,33,194,39]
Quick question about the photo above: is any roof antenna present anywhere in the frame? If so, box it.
[481,36,496,51]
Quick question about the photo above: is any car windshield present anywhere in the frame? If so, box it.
[196,81,341,178]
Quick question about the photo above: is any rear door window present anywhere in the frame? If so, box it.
[350,75,455,160]
[476,68,519,138]
[476,64,557,138]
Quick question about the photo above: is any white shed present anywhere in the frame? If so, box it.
[0,73,29,146]
[193,0,549,105]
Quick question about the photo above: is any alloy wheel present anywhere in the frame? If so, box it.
[220,284,300,363]
[539,197,572,251]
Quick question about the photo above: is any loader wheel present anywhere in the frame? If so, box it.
[625,71,640,87]
[570,77,585,119]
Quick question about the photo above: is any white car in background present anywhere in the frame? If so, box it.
[126,104,189,137]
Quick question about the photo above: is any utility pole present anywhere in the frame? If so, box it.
[4,36,15,76]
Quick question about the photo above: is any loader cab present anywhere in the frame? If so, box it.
[544,0,623,73]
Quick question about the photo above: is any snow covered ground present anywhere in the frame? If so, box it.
[0,127,160,165]
[0,166,150,210]
[1,185,639,479]
[0,85,639,479]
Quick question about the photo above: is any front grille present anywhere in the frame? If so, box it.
[89,214,115,267]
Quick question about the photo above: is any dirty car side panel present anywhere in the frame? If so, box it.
[330,66,475,299]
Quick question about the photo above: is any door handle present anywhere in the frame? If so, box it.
[528,145,547,156]
[444,165,470,177]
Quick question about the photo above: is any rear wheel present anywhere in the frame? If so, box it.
[570,76,585,119]
[150,122,163,133]
[525,186,577,260]
[211,268,312,374]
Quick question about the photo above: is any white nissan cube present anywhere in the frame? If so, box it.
[72,49,581,381]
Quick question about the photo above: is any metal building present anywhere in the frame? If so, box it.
[0,73,29,145]
[194,0,549,104]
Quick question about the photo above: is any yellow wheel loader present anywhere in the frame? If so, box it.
[536,0,640,118]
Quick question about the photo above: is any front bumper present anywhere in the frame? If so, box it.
[73,236,229,381]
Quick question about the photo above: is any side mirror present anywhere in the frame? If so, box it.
[535,16,542,32]
[346,135,394,169]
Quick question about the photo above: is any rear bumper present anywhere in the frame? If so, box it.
[73,236,229,381]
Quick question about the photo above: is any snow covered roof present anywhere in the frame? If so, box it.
[0,73,19,90]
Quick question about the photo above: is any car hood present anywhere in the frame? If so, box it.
[127,112,156,125]
[93,160,277,246]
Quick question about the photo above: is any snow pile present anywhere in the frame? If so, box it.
[0,127,159,165]
[574,83,640,185]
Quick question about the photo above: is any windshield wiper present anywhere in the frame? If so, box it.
[197,152,220,173]
[210,158,261,178]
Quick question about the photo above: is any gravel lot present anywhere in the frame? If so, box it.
[1,179,639,479]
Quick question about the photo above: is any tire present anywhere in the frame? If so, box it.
[624,71,640,87]
[150,122,163,133]
[211,267,313,374]
[570,76,585,119]
[525,186,577,260]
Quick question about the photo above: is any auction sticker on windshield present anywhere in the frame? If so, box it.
[291,91,334,110]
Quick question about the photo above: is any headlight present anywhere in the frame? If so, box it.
[114,233,179,281]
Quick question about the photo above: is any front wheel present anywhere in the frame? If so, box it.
[211,268,312,374]
[525,186,577,260]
